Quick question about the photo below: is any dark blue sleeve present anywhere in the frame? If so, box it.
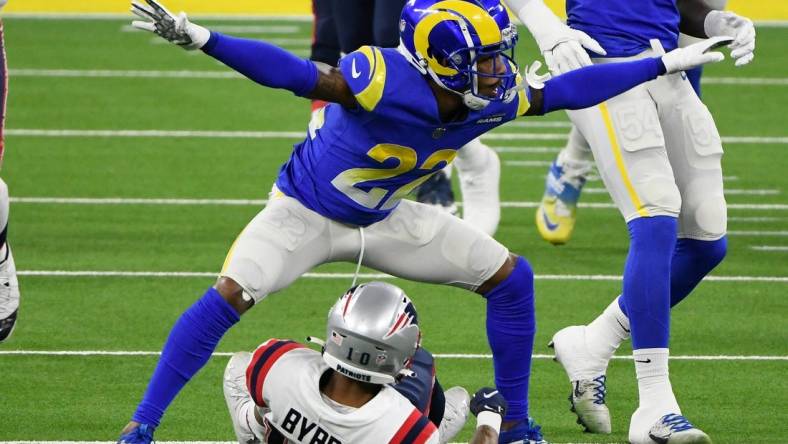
[201,32,319,97]
[540,57,667,114]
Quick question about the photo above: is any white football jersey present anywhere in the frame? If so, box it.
[246,339,438,444]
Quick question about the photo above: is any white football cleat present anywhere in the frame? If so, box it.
[439,386,470,444]
[0,244,20,343]
[630,412,712,444]
[455,140,501,236]
[549,326,612,434]
[223,352,261,444]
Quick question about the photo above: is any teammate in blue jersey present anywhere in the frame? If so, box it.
[121,0,728,442]
[533,1,756,443]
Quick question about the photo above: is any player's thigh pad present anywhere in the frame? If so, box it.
[363,200,508,291]
[220,196,334,302]
[654,76,726,240]
[569,83,681,221]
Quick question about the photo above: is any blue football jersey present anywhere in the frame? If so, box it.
[567,0,680,57]
[275,46,531,226]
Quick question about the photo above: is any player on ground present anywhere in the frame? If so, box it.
[535,0,749,245]
[538,1,756,443]
[120,0,729,442]
[0,0,20,344]
[222,281,492,444]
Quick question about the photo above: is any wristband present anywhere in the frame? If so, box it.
[476,411,502,433]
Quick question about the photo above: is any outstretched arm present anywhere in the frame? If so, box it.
[201,33,357,107]
[525,36,732,115]
[131,0,357,107]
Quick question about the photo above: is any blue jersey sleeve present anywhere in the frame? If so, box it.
[339,46,389,112]
[202,32,319,97]
[538,57,666,114]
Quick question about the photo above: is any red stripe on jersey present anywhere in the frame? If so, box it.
[389,409,421,444]
[413,421,438,444]
[245,339,305,407]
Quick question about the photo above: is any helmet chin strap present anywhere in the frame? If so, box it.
[463,91,490,110]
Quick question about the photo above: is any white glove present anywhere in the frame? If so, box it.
[131,0,210,50]
[504,0,606,75]
[704,10,756,67]
[661,36,732,74]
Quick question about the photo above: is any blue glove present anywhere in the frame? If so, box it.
[470,387,507,417]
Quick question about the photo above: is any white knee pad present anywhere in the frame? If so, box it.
[679,189,727,240]
[671,100,726,240]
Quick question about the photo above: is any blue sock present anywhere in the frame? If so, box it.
[132,288,240,427]
[686,65,703,97]
[484,256,535,422]
[618,216,677,350]
[670,237,727,307]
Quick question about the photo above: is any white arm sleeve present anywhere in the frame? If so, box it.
[503,0,568,52]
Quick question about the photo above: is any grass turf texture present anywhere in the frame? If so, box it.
[1,17,787,443]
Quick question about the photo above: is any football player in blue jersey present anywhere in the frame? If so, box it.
[0,0,21,344]
[121,0,729,442]
[534,1,755,443]
[535,0,748,245]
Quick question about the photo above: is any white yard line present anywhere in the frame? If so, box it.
[1,350,785,361]
[7,128,788,145]
[584,188,779,196]
[751,246,788,251]
[10,69,242,79]
[505,121,572,128]
[728,230,788,236]
[504,160,552,167]
[701,77,788,86]
[9,197,788,211]
[16,270,788,283]
[9,67,788,87]
[120,24,301,34]
[493,146,561,153]
[730,216,782,222]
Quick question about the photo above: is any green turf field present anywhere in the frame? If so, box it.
[0,15,786,444]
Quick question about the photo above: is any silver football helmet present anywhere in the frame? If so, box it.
[320,282,421,384]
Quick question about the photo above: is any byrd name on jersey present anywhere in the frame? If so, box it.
[246,339,438,444]
[275,46,530,227]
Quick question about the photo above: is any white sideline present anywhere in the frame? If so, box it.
[16,270,788,282]
[1,350,785,361]
[6,129,788,144]
[4,12,788,28]
[10,197,788,211]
